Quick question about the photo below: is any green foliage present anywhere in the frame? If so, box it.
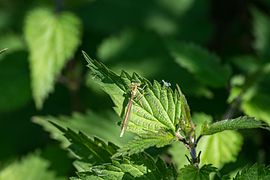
[0,153,64,180]
[170,113,243,169]
[50,122,177,180]
[201,116,268,136]
[178,164,217,180]
[234,164,270,180]
[33,110,132,147]
[24,8,82,109]
[168,41,231,88]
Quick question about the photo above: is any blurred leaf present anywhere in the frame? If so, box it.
[0,51,31,112]
[234,164,270,180]
[24,8,82,109]
[33,110,132,147]
[168,41,231,88]
[252,8,270,58]
[242,93,270,125]
[201,116,268,136]
[0,153,64,180]
[96,30,213,98]
[178,164,217,180]
[83,51,189,155]
[198,130,243,168]
[169,142,189,170]
[157,0,194,17]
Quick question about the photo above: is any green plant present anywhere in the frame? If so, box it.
[34,52,270,179]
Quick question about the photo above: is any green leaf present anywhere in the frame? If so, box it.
[33,110,132,147]
[113,131,175,157]
[96,30,213,98]
[75,154,177,180]
[252,8,270,58]
[168,41,231,87]
[51,123,117,165]
[242,93,270,125]
[83,51,190,155]
[49,122,177,179]
[0,153,64,180]
[234,164,270,180]
[197,130,243,168]
[201,116,269,136]
[24,8,82,109]
[178,164,217,180]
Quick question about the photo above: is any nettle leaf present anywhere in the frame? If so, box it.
[168,41,231,88]
[33,110,132,147]
[75,154,177,180]
[51,123,116,165]
[197,130,243,168]
[252,8,270,58]
[50,123,177,180]
[24,8,82,109]
[234,164,270,180]
[178,164,217,180]
[83,51,190,155]
[0,153,64,180]
[201,116,269,136]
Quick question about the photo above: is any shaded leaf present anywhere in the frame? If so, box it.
[24,8,81,108]
[33,110,132,147]
[168,41,231,87]
[178,164,217,180]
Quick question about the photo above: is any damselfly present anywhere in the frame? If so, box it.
[120,82,142,137]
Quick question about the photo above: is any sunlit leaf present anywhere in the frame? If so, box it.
[83,51,191,155]
[198,130,243,168]
[24,8,81,108]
